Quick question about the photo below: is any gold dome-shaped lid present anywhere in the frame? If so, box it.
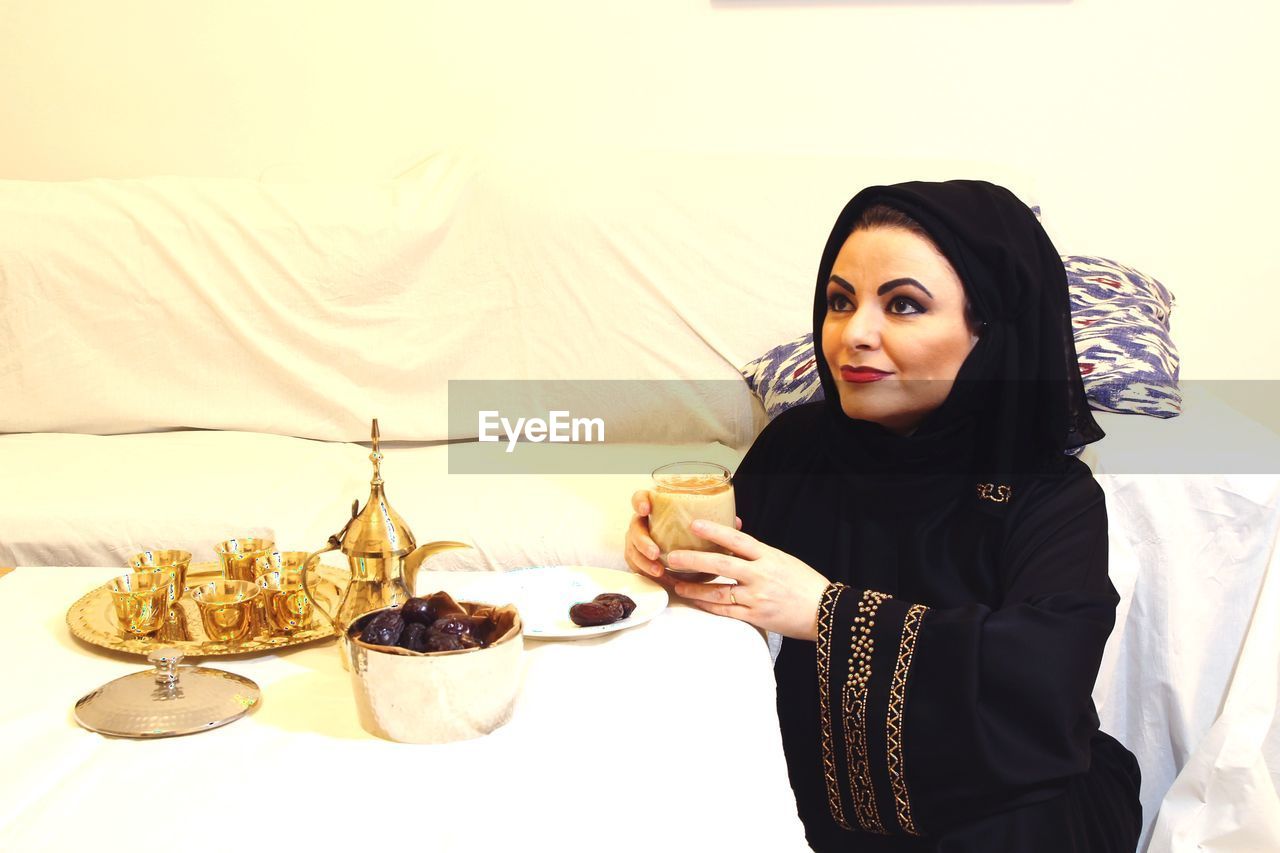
[343,419,417,558]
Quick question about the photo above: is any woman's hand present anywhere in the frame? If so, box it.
[667,520,830,642]
[624,490,666,580]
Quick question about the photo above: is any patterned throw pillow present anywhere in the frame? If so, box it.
[741,336,823,420]
[741,255,1180,420]
[1063,256,1180,417]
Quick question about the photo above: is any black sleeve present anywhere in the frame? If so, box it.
[814,468,1116,836]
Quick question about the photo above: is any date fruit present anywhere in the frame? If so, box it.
[399,621,430,652]
[425,628,479,652]
[401,597,435,625]
[592,593,637,617]
[569,598,625,627]
[432,615,468,635]
[361,610,405,647]
[425,591,466,620]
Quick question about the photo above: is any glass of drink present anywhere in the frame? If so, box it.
[648,461,735,584]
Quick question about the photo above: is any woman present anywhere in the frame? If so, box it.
[625,181,1142,851]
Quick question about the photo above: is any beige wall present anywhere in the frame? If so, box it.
[2,0,1277,378]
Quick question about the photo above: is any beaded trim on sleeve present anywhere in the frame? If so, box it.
[815,582,851,830]
[886,603,927,836]
[841,589,891,834]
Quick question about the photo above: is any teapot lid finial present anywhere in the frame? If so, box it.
[370,418,383,484]
[342,417,415,558]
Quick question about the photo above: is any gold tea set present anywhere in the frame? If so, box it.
[69,419,519,743]
[69,419,471,659]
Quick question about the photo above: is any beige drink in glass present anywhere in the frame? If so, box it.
[649,461,735,584]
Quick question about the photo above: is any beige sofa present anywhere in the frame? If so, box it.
[2,148,1276,851]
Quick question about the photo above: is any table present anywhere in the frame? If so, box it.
[0,567,811,852]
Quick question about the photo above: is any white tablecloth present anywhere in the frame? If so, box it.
[0,568,810,852]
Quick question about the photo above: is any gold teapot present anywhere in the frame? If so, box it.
[301,419,470,660]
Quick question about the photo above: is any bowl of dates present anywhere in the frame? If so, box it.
[345,591,523,743]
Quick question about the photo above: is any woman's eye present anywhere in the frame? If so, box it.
[827,293,853,312]
[888,296,924,315]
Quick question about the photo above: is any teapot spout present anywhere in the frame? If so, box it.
[401,541,473,597]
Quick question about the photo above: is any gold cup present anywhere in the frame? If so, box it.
[214,538,275,583]
[256,569,315,634]
[252,551,319,635]
[128,549,193,601]
[107,571,174,636]
[252,550,319,580]
[190,579,261,643]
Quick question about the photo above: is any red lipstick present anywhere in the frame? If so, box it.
[840,366,891,383]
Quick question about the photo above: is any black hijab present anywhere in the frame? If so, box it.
[809,180,1103,505]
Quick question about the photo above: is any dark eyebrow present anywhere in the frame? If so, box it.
[828,274,934,299]
[879,277,933,299]
[828,275,855,294]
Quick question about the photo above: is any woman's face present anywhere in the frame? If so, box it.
[821,226,980,435]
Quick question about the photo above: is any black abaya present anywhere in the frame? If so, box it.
[736,405,1142,852]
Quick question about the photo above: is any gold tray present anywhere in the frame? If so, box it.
[67,562,348,658]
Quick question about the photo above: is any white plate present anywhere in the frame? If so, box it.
[445,566,668,640]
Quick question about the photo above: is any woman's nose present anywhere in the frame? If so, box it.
[841,307,881,350]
